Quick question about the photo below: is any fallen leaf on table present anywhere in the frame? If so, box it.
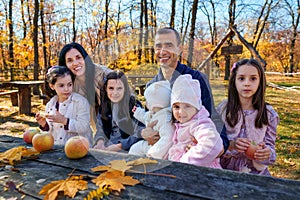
[109,160,132,173]
[90,158,158,196]
[0,146,39,165]
[126,157,158,166]
[92,170,140,192]
[39,175,88,200]
[91,157,158,174]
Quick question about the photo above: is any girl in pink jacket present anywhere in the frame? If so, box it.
[168,74,223,169]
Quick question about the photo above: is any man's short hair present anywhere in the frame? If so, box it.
[157,27,181,46]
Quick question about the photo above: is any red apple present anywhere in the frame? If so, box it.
[23,127,40,144]
[32,132,54,152]
[245,142,262,160]
[64,136,89,159]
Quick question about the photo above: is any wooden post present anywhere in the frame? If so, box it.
[18,86,31,115]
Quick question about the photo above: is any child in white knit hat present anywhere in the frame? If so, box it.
[168,74,223,168]
[129,80,175,159]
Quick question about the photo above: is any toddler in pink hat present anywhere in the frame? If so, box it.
[168,74,223,168]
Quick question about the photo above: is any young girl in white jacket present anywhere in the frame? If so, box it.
[35,66,93,146]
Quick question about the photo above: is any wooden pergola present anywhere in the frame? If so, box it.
[198,25,266,71]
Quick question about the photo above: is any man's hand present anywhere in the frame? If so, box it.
[93,139,106,150]
[105,143,122,152]
[141,120,160,145]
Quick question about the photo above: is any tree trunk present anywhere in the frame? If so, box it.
[187,0,198,68]
[150,0,157,63]
[72,0,76,42]
[170,0,176,28]
[26,0,32,28]
[40,0,47,68]
[115,0,121,56]
[104,0,110,63]
[33,0,39,94]
[20,0,27,39]
[138,0,144,65]
[179,0,186,38]
[288,0,300,74]
[200,0,218,78]
[8,0,14,81]
[181,8,191,63]
[225,0,236,80]
[143,0,149,63]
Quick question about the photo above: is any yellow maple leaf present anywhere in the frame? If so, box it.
[0,146,24,165]
[0,146,40,166]
[21,147,40,157]
[39,175,88,200]
[126,157,158,166]
[109,160,132,173]
[0,146,37,165]
[92,170,140,193]
[91,165,112,173]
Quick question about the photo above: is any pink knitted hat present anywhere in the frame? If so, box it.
[171,74,202,110]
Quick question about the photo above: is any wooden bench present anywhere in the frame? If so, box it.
[0,89,18,106]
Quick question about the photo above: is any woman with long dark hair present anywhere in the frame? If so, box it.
[58,42,111,138]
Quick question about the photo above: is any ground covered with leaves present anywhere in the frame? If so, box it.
[0,76,299,180]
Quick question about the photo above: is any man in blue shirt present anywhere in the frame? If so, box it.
[142,27,229,154]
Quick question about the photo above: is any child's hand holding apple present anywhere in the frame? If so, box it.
[35,112,47,127]
[252,142,271,161]
[234,138,251,153]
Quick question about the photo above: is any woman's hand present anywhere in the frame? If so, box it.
[35,113,47,127]
[234,138,251,153]
[141,120,160,145]
[254,142,271,161]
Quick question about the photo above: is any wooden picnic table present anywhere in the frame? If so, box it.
[1,81,44,115]
[126,75,154,95]
[0,135,299,199]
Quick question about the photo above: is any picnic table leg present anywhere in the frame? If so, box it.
[18,86,31,115]
[10,92,18,106]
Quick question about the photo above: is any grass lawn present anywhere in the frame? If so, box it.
[210,75,300,180]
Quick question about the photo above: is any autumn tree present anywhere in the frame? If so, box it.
[224,0,236,80]
[104,0,111,63]
[8,0,14,80]
[33,0,39,94]
[283,0,300,74]
[170,0,176,28]
[187,0,198,67]
[199,0,219,78]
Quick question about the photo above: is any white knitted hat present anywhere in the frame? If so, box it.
[171,74,202,110]
[144,80,171,110]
